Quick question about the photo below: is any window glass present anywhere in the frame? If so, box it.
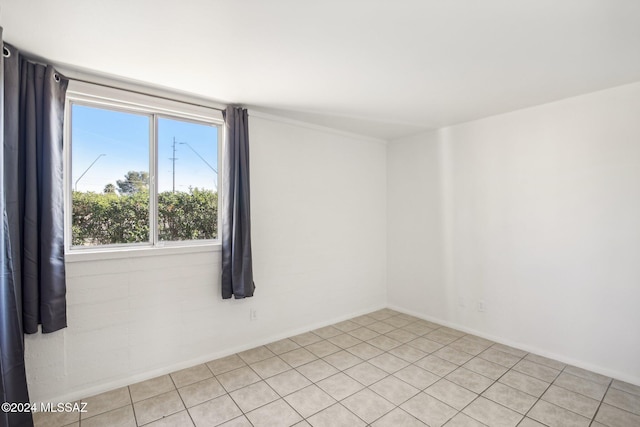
[68,98,220,249]
[71,104,150,246]
[157,117,218,241]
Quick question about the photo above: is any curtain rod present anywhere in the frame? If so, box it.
[65,75,226,112]
[2,41,229,112]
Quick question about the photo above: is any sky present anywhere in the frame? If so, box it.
[71,104,218,193]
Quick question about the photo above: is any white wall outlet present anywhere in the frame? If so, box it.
[477,300,486,312]
[250,308,257,321]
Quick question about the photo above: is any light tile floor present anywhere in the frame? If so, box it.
[34,309,640,427]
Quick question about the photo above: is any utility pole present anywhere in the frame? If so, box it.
[170,137,178,193]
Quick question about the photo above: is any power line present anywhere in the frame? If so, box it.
[179,142,217,174]
[170,139,218,191]
[75,153,106,190]
[180,142,218,190]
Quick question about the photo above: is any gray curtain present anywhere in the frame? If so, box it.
[221,107,255,299]
[2,33,68,427]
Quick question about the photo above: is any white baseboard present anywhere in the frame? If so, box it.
[387,304,640,387]
[41,301,638,404]
[40,303,387,404]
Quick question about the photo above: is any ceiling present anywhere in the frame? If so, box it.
[2,0,640,140]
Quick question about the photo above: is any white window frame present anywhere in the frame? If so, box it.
[64,80,224,258]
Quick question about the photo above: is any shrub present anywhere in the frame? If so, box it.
[72,189,217,246]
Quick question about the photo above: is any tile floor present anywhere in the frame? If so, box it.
[34,309,640,427]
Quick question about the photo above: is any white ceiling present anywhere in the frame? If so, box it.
[2,0,640,140]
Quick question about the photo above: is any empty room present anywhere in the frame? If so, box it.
[1,1,639,426]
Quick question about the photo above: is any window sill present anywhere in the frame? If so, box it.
[64,242,221,263]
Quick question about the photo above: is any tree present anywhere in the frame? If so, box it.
[103,183,116,194]
[116,171,149,195]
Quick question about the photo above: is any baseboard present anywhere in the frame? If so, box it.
[38,303,387,404]
[387,304,640,387]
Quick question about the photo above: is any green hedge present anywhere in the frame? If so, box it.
[72,189,217,246]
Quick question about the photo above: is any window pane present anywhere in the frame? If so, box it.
[71,104,150,246]
[157,117,218,241]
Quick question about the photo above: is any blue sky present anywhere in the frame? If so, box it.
[71,104,218,193]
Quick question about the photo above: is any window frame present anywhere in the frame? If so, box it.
[64,80,224,255]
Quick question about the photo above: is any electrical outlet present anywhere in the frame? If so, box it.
[250,308,257,321]
[477,300,486,312]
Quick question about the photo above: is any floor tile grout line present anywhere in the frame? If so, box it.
[349,332,478,400]
[388,328,492,425]
[318,328,438,425]
[539,383,607,419]
[343,320,567,424]
[69,311,631,427]
[589,377,614,427]
[334,400,372,426]
[505,353,613,425]
[548,371,611,402]
[127,386,137,427]
[283,383,338,423]
[206,365,297,425]
[521,364,569,425]
[255,355,339,424]
[389,316,618,426]
[450,347,530,427]
[385,315,518,424]
[165,371,194,427]
[595,391,640,418]
[234,340,412,424]
[60,313,386,427]
[608,380,640,398]
[225,382,278,424]
[236,414,255,427]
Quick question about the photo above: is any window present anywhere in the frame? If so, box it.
[65,81,223,251]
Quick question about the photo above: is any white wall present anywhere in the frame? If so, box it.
[386,131,446,316]
[25,115,387,403]
[26,78,640,402]
[388,82,640,385]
